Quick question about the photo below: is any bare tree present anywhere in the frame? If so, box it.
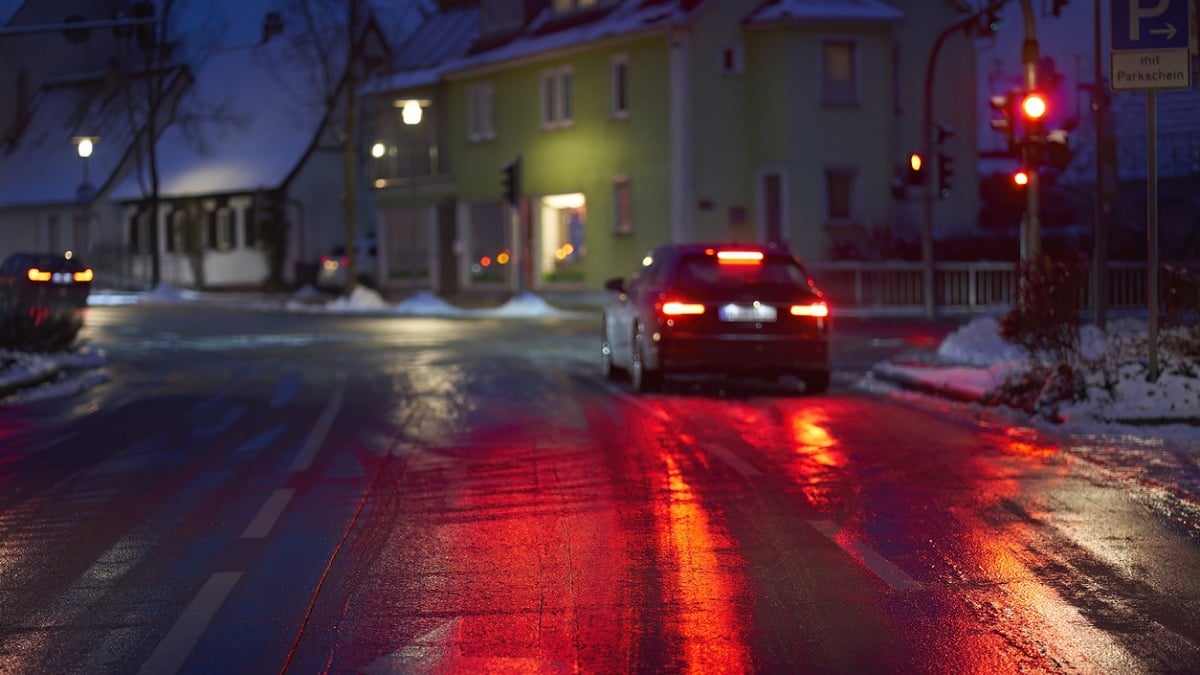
[275,0,395,294]
[105,0,233,288]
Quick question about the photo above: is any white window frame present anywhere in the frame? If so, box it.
[467,81,496,142]
[755,166,789,246]
[610,54,629,119]
[824,167,857,224]
[540,66,574,130]
[821,40,859,106]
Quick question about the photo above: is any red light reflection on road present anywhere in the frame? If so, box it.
[656,454,751,673]
[784,407,845,511]
[996,426,1060,458]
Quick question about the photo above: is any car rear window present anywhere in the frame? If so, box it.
[672,252,810,291]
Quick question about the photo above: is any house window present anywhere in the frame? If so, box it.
[825,168,856,222]
[467,82,495,141]
[822,41,857,106]
[611,54,629,118]
[721,42,744,75]
[167,210,187,253]
[243,204,260,249]
[541,66,574,129]
[612,175,632,235]
[211,207,234,251]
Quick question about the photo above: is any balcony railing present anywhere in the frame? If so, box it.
[805,261,1198,317]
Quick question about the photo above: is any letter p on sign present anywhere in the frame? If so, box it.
[1131,0,1170,40]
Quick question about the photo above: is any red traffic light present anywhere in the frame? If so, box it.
[1021,93,1047,120]
[1013,169,1030,187]
[909,153,923,172]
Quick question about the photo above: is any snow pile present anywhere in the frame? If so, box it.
[324,286,392,312]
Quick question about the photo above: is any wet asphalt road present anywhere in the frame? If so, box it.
[0,304,1198,673]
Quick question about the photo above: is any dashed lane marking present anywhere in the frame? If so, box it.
[288,373,347,472]
[240,488,295,539]
[138,572,242,675]
[809,520,922,592]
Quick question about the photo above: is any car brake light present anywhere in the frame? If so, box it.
[26,268,52,282]
[74,268,94,283]
[716,250,763,265]
[660,300,705,316]
[790,302,829,318]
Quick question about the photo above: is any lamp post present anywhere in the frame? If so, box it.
[401,99,423,286]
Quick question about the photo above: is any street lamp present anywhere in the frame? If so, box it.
[72,135,98,203]
[398,99,425,285]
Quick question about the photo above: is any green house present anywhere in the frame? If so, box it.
[367,0,980,296]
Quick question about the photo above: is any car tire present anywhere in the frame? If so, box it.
[600,321,623,380]
[631,327,662,393]
[801,370,831,395]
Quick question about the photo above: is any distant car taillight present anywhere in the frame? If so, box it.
[790,302,829,318]
[715,250,764,265]
[26,267,52,282]
[659,300,705,316]
[74,268,94,283]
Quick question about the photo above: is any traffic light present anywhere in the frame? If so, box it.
[988,91,1018,154]
[937,152,954,198]
[1021,91,1047,138]
[501,155,521,207]
[1046,129,1071,170]
[1013,169,1030,188]
[907,153,925,186]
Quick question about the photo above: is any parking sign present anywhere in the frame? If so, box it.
[1110,0,1193,90]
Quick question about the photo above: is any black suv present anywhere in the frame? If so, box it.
[0,252,94,351]
[601,243,831,394]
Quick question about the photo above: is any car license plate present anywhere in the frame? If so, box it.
[719,303,777,322]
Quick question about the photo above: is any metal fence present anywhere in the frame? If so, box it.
[805,261,1198,317]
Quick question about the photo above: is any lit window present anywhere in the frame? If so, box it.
[822,41,857,106]
[541,66,574,129]
[611,54,629,118]
[825,168,856,222]
[612,175,632,235]
[467,82,496,141]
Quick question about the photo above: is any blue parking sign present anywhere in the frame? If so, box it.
[1111,0,1191,51]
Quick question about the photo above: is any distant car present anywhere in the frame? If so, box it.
[316,234,378,291]
[0,251,94,351]
[601,242,832,394]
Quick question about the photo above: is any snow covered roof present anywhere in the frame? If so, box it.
[745,0,904,25]
[363,5,479,92]
[0,75,140,208]
[109,40,327,201]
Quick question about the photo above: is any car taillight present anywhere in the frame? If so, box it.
[74,268,94,283]
[790,302,829,318]
[715,250,763,265]
[659,300,705,316]
[26,268,52,282]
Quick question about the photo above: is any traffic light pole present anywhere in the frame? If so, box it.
[920,1,1006,319]
[1019,0,1041,262]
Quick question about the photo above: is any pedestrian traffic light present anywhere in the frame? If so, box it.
[937,152,954,198]
[907,153,925,186]
[501,155,521,207]
[988,91,1018,154]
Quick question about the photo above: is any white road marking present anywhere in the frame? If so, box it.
[363,618,462,674]
[240,488,295,539]
[809,520,922,591]
[288,373,346,472]
[138,572,242,675]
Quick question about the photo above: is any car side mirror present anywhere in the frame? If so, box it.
[604,277,625,293]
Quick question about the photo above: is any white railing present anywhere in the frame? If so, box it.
[805,261,1195,317]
